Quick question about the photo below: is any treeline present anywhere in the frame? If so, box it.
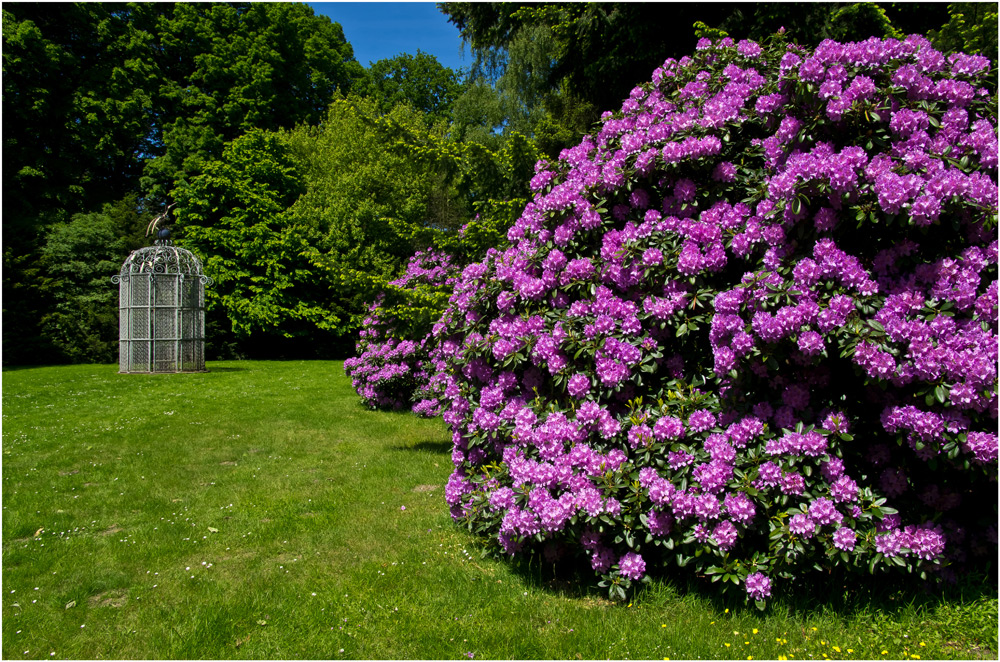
[3,2,995,364]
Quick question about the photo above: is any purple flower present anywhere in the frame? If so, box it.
[745,572,772,600]
[688,410,717,433]
[875,531,906,558]
[567,373,591,399]
[647,509,673,536]
[591,546,615,572]
[797,331,825,356]
[789,513,816,538]
[808,498,842,527]
[832,527,856,552]
[712,520,739,551]
[724,491,756,523]
[618,551,647,580]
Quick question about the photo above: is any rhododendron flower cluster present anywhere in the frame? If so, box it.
[427,34,997,602]
[344,249,458,415]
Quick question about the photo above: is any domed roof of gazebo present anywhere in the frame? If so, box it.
[118,242,206,277]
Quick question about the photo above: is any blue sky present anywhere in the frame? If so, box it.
[308,2,469,73]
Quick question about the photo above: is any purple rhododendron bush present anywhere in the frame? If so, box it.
[344,248,458,415]
[430,34,998,604]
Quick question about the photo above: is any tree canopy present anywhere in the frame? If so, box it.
[360,50,465,124]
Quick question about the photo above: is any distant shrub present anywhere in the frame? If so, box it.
[344,248,457,413]
[430,34,997,604]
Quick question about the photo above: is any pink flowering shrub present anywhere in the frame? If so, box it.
[433,34,998,604]
[344,248,458,414]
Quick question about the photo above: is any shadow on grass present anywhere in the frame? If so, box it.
[392,439,452,455]
[479,535,997,628]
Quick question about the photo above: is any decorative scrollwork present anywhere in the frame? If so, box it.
[119,244,207,277]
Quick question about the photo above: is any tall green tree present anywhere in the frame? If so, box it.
[142,1,367,200]
[173,98,454,353]
[3,3,160,226]
[282,97,455,328]
[361,50,465,124]
[35,195,149,364]
[173,129,325,348]
[3,3,163,363]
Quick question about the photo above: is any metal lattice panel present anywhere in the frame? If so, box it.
[113,241,212,373]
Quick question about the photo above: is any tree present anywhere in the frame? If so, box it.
[172,97,458,354]
[36,196,148,364]
[142,1,367,200]
[445,10,597,158]
[173,129,329,349]
[283,97,457,331]
[3,3,160,226]
[361,50,465,124]
[3,3,164,364]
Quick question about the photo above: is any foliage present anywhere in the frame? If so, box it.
[282,97,462,334]
[361,50,466,124]
[174,129,324,340]
[2,4,160,224]
[141,1,367,200]
[452,22,562,144]
[429,34,998,604]
[35,204,144,364]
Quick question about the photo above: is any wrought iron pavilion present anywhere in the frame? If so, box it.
[113,240,212,373]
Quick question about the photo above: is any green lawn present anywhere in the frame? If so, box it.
[2,361,996,660]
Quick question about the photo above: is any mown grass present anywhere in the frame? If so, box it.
[2,361,996,660]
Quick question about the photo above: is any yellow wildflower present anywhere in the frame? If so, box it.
[833,646,841,653]
[752,628,759,635]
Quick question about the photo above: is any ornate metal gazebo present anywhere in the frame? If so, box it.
[112,240,212,373]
